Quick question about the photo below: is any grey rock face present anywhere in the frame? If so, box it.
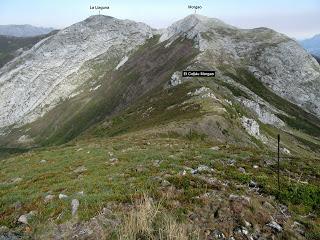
[251,41,320,118]
[240,117,260,137]
[169,71,182,87]
[0,15,154,129]
[239,98,285,127]
[162,15,320,118]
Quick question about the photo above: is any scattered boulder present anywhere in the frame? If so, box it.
[44,194,55,203]
[282,147,290,154]
[17,215,28,225]
[210,146,220,151]
[73,166,87,174]
[135,165,145,173]
[12,178,22,184]
[169,71,182,87]
[266,221,282,232]
[108,152,114,158]
[249,180,258,188]
[279,204,291,218]
[244,220,252,228]
[77,191,84,196]
[153,160,162,167]
[238,167,246,173]
[241,116,260,137]
[109,158,118,163]
[207,229,225,239]
[233,226,249,235]
[161,180,171,187]
[17,211,36,225]
[180,170,187,176]
[253,165,259,169]
[59,193,68,199]
[40,159,47,163]
[191,165,214,174]
[229,194,251,204]
[291,221,305,235]
[71,199,79,216]
[227,159,236,165]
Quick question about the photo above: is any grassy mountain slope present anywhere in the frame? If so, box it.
[0,100,319,238]
[1,59,320,237]
[0,36,199,148]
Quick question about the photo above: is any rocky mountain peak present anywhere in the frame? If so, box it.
[62,14,153,35]
[182,14,234,28]
[0,15,154,129]
[160,14,235,42]
[84,14,114,22]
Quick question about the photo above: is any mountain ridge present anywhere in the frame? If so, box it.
[300,34,320,57]
[0,14,319,149]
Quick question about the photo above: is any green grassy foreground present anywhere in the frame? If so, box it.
[0,129,319,238]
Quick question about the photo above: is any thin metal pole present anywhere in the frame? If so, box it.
[277,134,280,195]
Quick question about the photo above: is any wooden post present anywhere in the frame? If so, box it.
[277,134,280,195]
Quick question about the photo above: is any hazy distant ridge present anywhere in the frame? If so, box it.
[300,34,320,57]
[0,24,55,37]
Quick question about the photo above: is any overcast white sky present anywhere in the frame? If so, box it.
[0,0,319,39]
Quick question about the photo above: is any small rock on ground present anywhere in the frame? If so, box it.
[44,194,55,203]
[73,166,87,174]
[59,194,68,199]
[266,221,282,232]
[17,211,36,225]
[17,215,28,225]
[12,178,22,184]
[210,146,220,151]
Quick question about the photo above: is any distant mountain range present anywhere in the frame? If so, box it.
[0,24,55,37]
[299,34,320,57]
